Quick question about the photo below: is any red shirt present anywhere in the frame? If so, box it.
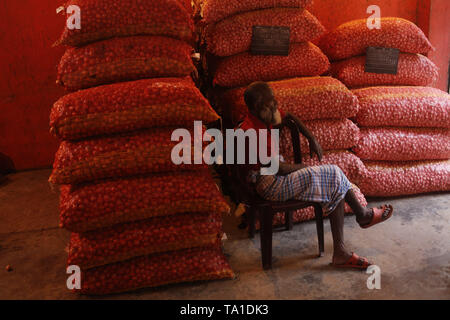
[236,110,284,173]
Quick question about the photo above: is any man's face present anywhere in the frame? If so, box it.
[258,93,281,126]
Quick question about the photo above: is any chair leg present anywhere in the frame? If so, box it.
[260,207,274,270]
[314,204,325,257]
[247,207,256,239]
[285,211,294,231]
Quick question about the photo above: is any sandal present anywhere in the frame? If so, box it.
[332,253,372,270]
[360,204,394,229]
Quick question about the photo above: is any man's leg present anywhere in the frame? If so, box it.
[344,189,393,227]
[344,189,372,226]
[328,199,352,265]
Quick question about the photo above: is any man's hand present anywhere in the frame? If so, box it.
[308,137,323,162]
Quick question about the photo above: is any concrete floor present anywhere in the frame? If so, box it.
[0,169,449,300]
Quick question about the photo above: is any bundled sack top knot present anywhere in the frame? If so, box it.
[353,86,450,128]
[213,42,330,88]
[50,77,219,140]
[57,36,195,91]
[55,0,194,47]
[223,77,359,125]
[319,17,434,61]
[207,8,325,57]
[59,170,230,233]
[201,0,313,24]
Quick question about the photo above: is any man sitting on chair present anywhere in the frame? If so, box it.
[238,81,394,269]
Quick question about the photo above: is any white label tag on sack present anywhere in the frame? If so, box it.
[221,233,228,241]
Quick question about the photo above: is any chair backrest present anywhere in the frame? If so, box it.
[228,117,303,204]
[283,117,303,164]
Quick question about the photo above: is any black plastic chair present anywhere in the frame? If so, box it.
[229,117,324,270]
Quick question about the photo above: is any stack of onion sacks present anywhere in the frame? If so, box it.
[352,86,450,197]
[199,0,330,89]
[319,17,450,196]
[199,0,369,225]
[50,0,234,295]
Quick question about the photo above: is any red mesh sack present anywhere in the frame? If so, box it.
[50,78,219,140]
[202,0,313,24]
[213,42,330,88]
[281,150,366,184]
[280,119,361,156]
[207,9,325,57]
[77,246,235,295]
[54,0,194,47]
[319,17,433,61]
[68,211,223,269]
[330,54,438,88]
[49,127,208,185]
[353,86,450,128]
[353,127,450,161]
[57,36,195,91]
[223,77,359,125]
[359,160,450,197]
[59,170,230,233]
[179,0,193,12]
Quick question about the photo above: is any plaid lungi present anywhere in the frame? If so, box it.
[254,165,353,214]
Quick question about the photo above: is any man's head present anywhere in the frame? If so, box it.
[244,81,280,126]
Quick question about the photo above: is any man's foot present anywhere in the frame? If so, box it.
[356,207,374,226]
[332,250,353,266]
[359,205,394,229]
[332,253,372,270]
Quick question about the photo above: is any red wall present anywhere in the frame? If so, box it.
[310,0,418,31]
[0,0,448,171]
[0,0,65,172]
[426,0,450,92]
